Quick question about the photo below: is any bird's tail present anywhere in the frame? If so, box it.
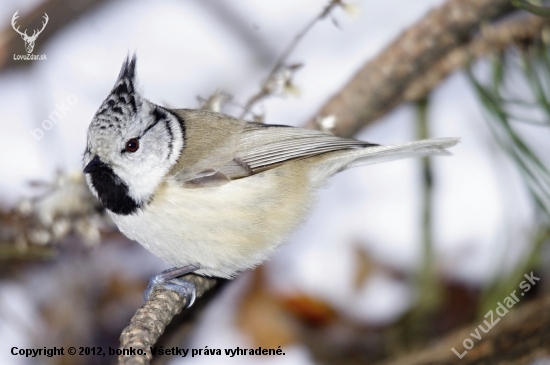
[344,137,459,169]
[309,137,459,183]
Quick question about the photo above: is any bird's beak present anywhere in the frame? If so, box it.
[83,156,107,174]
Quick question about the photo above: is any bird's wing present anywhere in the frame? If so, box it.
[206,123,377,185]
[228,123,376,175]
[170,110,376,188]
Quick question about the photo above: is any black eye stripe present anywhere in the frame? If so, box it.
[141,107,168,137]
[121,107,176,155]
[165,118,174,159]
[142,119,161,136]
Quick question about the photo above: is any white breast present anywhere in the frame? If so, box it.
[110,162,315,278]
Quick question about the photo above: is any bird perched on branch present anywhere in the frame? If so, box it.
[83,55,458,306]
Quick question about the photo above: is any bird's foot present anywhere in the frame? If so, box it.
[143,265,199,308]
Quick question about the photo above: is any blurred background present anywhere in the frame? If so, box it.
[0,0,549,364]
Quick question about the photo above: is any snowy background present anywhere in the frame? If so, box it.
[0,0,543,364]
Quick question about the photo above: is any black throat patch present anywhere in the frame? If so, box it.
[88,164,141,215]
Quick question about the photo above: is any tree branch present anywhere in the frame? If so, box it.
[118,274,218,365]
[304,0,517,137]
[402,14,549,103]
[378,294,550,365]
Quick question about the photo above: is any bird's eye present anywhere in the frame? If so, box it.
[125,138,139,153]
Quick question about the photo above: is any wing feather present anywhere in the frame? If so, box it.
[171,112,377,185]
[233,123,375,173]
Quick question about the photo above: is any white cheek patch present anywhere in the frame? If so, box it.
[116,156,168,204]
[115,112,185,205]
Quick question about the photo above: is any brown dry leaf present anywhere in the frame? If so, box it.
[282,294,338,328]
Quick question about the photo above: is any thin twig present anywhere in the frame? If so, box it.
[239,0,343,119]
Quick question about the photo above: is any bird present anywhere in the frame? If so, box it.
[83,55,458,306]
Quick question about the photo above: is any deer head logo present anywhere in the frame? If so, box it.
[12,11,49,54]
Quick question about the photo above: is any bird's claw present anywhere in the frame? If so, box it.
[142,266,199,308]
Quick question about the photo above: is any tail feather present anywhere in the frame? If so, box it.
[344,137,459,170]
[308,137,459,184]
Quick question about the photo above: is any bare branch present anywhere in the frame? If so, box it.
[378,295,550,365]
[304,0,517,137]
[402,15,549,102]
[118,274,218,365]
